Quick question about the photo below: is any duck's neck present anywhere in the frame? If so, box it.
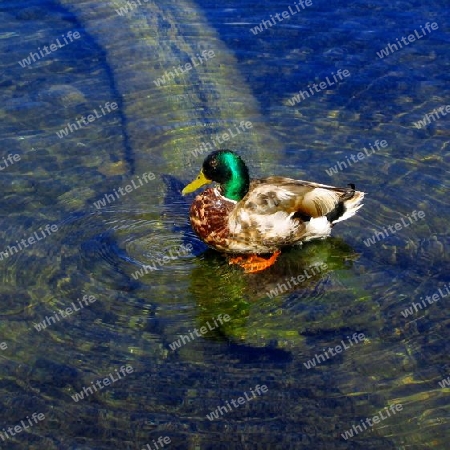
[220,156,250,201]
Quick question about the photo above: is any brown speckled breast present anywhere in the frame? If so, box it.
[189,188,235,252]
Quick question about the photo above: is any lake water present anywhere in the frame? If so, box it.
[0,0,449,448]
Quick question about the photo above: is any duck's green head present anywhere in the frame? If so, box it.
[182,150,250,201]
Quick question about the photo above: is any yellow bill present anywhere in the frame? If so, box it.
[181,170,212,195]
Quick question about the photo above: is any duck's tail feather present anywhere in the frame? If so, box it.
[331,190,365,225]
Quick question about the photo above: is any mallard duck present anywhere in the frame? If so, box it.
[182,150,364,273]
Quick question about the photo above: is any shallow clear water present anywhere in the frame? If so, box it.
[0,0,449,448]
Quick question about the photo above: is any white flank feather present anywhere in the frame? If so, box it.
[303,216,332,241]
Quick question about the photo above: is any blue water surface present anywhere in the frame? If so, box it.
[0,0,449,449]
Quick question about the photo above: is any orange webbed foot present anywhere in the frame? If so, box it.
[228,250,281,273]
